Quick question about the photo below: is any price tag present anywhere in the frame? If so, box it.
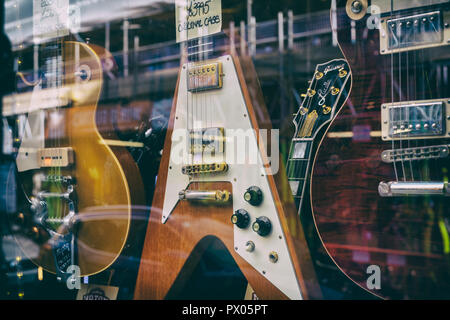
[33,0,69,43]
[176,0,222,43]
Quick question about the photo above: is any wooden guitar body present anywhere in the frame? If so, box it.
[311,0,450,299]
[135,53,320,300]
[14,41,144,277]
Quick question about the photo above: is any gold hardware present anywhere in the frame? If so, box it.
[188,61,223,92]
[315,71,324,80]
[331,87,340,95]
[339,68,348,78]
[182,162,228,175]
[345,0,368,21]
[269,251,279,263]
[179,189,231,202]
[307,89,316,97]
[189,127,225,155]
[323,106,332,114]
[299,107,309,115]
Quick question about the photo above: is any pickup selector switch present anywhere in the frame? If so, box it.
[252,216,272,237]
[231,209,250,229]
[244,186,263,206]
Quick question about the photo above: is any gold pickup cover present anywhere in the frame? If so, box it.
[38,147,74,167]
[187,62,223,92]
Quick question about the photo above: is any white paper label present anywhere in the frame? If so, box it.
[33,0,69,43]
[175,0,222,43]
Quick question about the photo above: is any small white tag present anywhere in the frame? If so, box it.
[33,0,69,43]
[175,0,222,43]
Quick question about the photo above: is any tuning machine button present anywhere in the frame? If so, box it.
[231,209,250,229]
[252,216,272,237]
[244,186,263,206]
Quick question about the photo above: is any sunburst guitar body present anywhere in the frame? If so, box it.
[10,41,144,278]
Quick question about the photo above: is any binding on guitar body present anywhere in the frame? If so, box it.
[134,5,320,300]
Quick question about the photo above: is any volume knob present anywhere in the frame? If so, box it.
[252,216,272,237]
[244,186,263,206]
[231,209,250,229]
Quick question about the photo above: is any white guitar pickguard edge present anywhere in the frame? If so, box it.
[162,55,303,300]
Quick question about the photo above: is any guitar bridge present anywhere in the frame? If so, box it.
[381,145,449,163]
[182,162,228,175]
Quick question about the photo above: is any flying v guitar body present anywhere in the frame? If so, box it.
[135,53,320,300]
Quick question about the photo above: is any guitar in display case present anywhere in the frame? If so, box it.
[134,0,320,300]
[311,0,450,299]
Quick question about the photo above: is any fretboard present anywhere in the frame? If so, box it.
[286,139,313,212]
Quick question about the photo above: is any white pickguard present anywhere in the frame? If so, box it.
[162,55,303,300]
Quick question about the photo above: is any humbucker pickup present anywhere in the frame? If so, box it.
[38,148,74,167]
[182,162,228,175]
[381,99,450,141]
[379,10,450,54]
[381,145,449,163]
[187,62,223,92]
[189,127,225,155]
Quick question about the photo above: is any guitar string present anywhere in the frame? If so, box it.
[398,30,407,182]
[390,0,399,182]
[292,65,322,197]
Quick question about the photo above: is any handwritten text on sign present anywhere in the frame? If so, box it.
[176,0,222,43]
[33,0,81,43]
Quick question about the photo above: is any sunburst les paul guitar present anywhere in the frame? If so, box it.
[4,39,145,280]
[311,0,450,299]
[134,32,321,299]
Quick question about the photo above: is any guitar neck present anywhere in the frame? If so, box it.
[286,138,314,212]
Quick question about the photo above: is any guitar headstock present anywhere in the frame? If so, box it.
[293,59,351,139]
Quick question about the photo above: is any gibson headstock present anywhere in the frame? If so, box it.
[293,59,351,139]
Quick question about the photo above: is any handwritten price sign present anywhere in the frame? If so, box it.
[175,0,222,43]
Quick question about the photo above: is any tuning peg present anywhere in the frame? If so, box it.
[307,89,316,97]
[331,87,340,95]
[338,68,348,78]
[301,93,307,98]
[322,106,332,114]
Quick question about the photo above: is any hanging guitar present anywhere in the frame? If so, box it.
[134,1,320,300]
[286,59,361,296]
[5,37,145,280]
[311,0,450,299]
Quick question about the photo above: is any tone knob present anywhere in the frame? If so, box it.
[244,186,263,206]
[231,209,250,229]
[252,216,272,237]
